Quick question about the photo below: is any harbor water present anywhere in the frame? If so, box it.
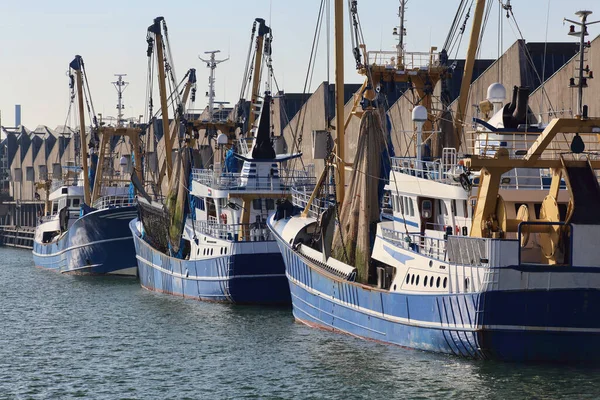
[1,247,599,399]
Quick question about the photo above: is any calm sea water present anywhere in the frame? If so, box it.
[1,247,600,399]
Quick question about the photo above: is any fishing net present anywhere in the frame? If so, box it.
[332,108,387,283]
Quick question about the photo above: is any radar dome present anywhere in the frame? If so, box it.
[487,83,506,104]
[412,105,428,122]
[216,133,228,145]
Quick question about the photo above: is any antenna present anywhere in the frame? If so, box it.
[198,50,229,120]
[392,0,408,67]
[565,10,600,118]
[112,74,129,127]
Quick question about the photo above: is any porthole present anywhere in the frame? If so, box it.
[406,274,410,284]
[430,277,434,287]
[429,260,433,267]
[224,248,227,255]
[443,277,448,289]
[465,278,470,292]
[411,274,415,285]
[393,284,397,290]
[424,276,428,287]
[416,275,420,286]
[436,277,441,288]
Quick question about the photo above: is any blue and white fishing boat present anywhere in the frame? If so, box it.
[269,3,600,362]
[33,57,141,276]
[130,17,313,303]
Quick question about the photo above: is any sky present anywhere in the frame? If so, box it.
[1,0,599,129]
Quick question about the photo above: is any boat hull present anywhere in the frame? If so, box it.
[32,206,138,276]
[269,217,600,362]
[130,219,290,305]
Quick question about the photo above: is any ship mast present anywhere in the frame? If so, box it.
[199,50,229,121]
[452,0,486,152]
[71,55,91,205]
[148,17,174,181]
[334,0,345,205]
[112,74,128,127]
[565,10,600,118]
[248,18,271,137]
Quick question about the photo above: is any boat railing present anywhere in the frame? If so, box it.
[291,187,335,219]
[391,157,462,186]
[191,168,316,191]
[390,156,584,190]
[92,195,135,210]
[466,130,600,161]
[365,50,440,70]
[194,220,273,242]
[381,227,447,261]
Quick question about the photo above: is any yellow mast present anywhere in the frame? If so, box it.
[452,0,486,152]
[151,17,173,182]
[248,19,269,137]
[156,69,196,190]
[334,0,345,205]
[73,56,91,205]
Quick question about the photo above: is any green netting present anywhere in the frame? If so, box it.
[332,108,387,283]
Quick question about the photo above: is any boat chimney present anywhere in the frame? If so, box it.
[15,105,21,127]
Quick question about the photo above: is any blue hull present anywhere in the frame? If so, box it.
[270,219,600,362]
[130,219,290,305]
[32,207,138,276]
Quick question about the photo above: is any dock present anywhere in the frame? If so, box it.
[0,226,34,249]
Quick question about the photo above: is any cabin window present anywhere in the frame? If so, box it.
[66,199,71,207]
[398,196,403,213]
[197,197,206,211]
[451,200,456,216]
[253,199,262,210]
[52,202,58,214]
[392,196,397,212]
[408,199,415,217]
[265,199,275,210]
[72,198,80,207]
[421,200,432,219]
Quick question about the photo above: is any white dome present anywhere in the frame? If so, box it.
[216,133,228,145]
[412,105,428,122]
[487,83,506,104]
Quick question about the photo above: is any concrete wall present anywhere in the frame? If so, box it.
[529,35,600,124]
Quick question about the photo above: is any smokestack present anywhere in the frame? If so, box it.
[15,105,21,127]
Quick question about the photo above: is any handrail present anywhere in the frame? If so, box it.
[291,186,335,219]
[381,227,447,261]
[92,195,135,210]
[194,220,273,242]
[192,168,316,191]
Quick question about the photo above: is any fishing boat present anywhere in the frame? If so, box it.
[130,17,313,303]
[32,57,142,275]
[268,1,600,362]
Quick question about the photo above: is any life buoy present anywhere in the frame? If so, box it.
[220,213,227,224]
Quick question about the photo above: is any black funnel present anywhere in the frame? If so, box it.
[502,86,530,129]
[512,86,530,124]
[251,94,276,160]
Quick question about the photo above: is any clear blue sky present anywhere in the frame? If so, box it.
[1,0,599,128]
